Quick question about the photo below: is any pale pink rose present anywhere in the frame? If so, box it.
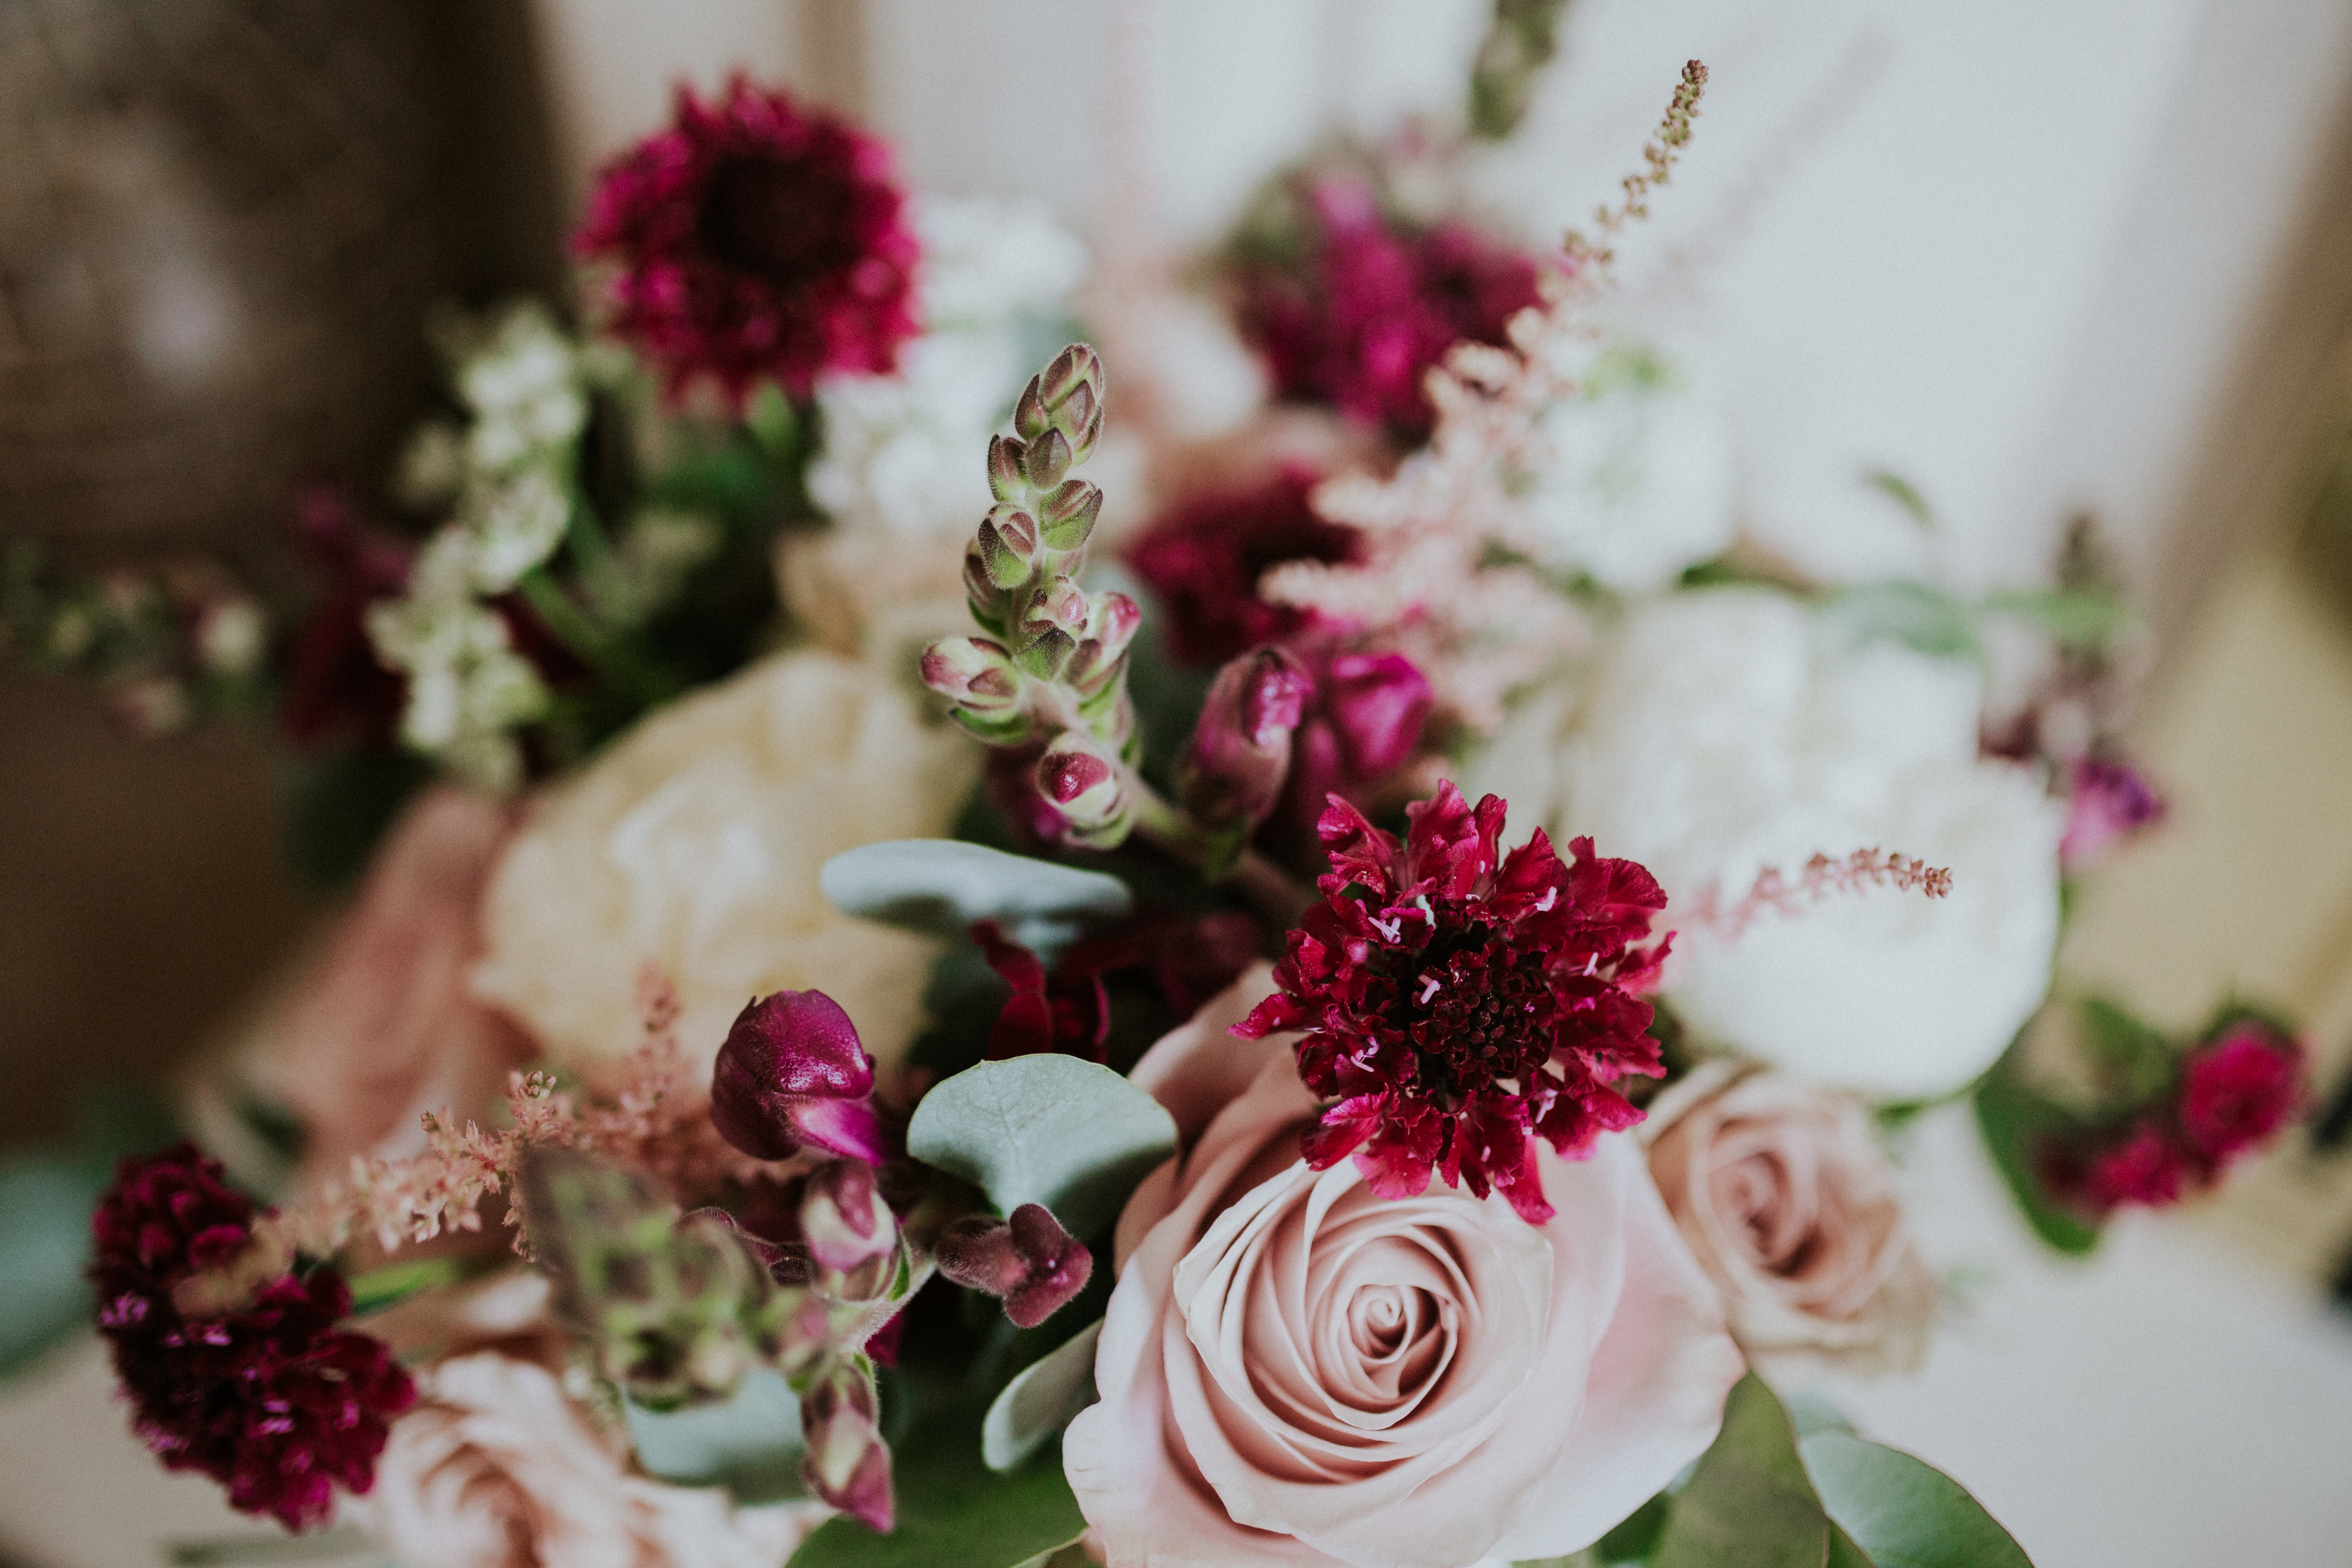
[1643,1064,1935,1374]
[354,1350,822,1568]
[1067,968,1744,1568]
[254,787,536,1182]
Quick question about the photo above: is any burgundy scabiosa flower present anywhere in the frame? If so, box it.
[1234,781,1671,1224]
[575,77,920,405]
[1126,467,1362,667]
[1231,176,1542,442]
[2178,1022,2302,1163]
[90,1144,413,1530]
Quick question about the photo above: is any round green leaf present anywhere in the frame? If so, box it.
[822,841,1133,958]
[1800,1432,2034,1568]
[907,1056,1177,1240]
[983,1320,1102,1473]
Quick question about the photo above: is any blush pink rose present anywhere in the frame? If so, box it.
[1066,967,1743,1568]
[254,788,536,1183]
[1643,1065,1935,1374]
[355,1349,822,1568]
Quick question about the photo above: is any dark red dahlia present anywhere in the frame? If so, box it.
[1234,782,1670,1223]
[2178,1023,2302,1163]
[1231,177,1542,442]
[575,76,920,405]
[90,1145,414,1531]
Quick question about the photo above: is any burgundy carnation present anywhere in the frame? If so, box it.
[1233,781,1671,1224]
[2178,1023,2302,1162]
[1126,467,1360,667]
[90,1145,414,1531]
[1231,176,1542,441]
[575,76,920,405]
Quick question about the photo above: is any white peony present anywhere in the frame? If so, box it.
[470,650,979,1076]
[1529,589,2060,1100]
[1514,343,1737,592]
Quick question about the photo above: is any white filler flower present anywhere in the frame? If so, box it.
[1546,588,2061,1099]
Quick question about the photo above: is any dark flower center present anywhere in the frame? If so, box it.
[1396,906,1557,1094]
[699,152,864,282]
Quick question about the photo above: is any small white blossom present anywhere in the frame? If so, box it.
[465,469,571,592]
[457,305,589,474]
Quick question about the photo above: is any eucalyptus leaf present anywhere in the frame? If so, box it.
[1801,1432,2034,1568]
[1649,1374,1829,1568]
[0,1158,102,1380]
[624,1368,806,1502]
[983,1320,1102,1472]
[1828,1522,1877,1568]
[907,1057,1176,1240]
[822,841,1133,958]
[1973,1054,2102,1256]
[1826,582,1980,661]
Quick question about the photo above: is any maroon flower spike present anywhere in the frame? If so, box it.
[800,1359,894,1532]
[1180,647,1312,835]
[936,1203,1094,1328]
[2178,1023,2302,1164]
[575,76,920,406]
[710,991,890,1164]
[1233,781,1669,1225]
[90,1145,414,1531]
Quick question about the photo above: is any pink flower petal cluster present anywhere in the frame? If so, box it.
[1235,782,1669,1224]
[1233,177,1542,441]
[575,76,919,405]
[2043,1018,2304,1216]
[2058,754,2166,870]
[90,1144,414,1530]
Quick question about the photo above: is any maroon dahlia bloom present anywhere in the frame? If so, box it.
[90,1145,414,1530]
[575,76,920,404]
[2178,1023,2302,1163]
[1234,782,1671,1224]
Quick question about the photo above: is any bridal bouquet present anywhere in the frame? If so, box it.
[4,31,2309,1568]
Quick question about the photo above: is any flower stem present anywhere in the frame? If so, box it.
[1129,778,1314,926]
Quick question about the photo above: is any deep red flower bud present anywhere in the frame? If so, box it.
[710,991,888,1164]
[935,1203,1094,1329]
[2083,1123,2189,1211]
[800,1160,899,1277]
[2060,755,2165,870]
[800,1357,894,1532]
[2178,1024,2302,1163]
[1180,647,1311,832]
[1035,732,1130,845]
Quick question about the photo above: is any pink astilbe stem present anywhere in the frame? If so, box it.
[1686,848,1954,942]
[1267,63,1710,736]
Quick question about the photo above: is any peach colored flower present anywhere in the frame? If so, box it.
[354,1350,822,1568]
[1643,1064,1935,1374]
[247,787,537,1185]
[1066,968,1742,1568]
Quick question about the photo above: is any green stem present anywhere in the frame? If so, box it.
[1128,778,1315,927]
[515,568,674,707]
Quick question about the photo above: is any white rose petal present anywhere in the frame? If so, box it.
[471,650,979,1076]
[1544,589,2061,1099]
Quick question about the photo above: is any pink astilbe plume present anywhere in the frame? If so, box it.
[1264,62,1709,735]
[274,970,772,1258]
[1685,848,1955,941]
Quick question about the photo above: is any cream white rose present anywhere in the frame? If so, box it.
[471,650,977,1075]
[1531,589,2060,1099]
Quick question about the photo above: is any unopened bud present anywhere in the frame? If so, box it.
[1179,647,1310,833]
[1036,479,1103,554]
[935,1203,1093,1329]
[920,636,1021,710]
[1023,428,1073,491]
[800,1358,894,1532]
[1021,576,1090,642]
[987,435,1027,505]
[1036,732,1127,844]
[800,1160,898,1287]
[975,507,1039,590]
[710,991,888,1165]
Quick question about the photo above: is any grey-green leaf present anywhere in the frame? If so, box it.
[1649,1373,1829,1568]
[983,1319,1103,1472]
[624,1368,805,1502]
[1801,1432,2034,1568]
[907,1057,1177,1240]
[822,840,1133,957]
